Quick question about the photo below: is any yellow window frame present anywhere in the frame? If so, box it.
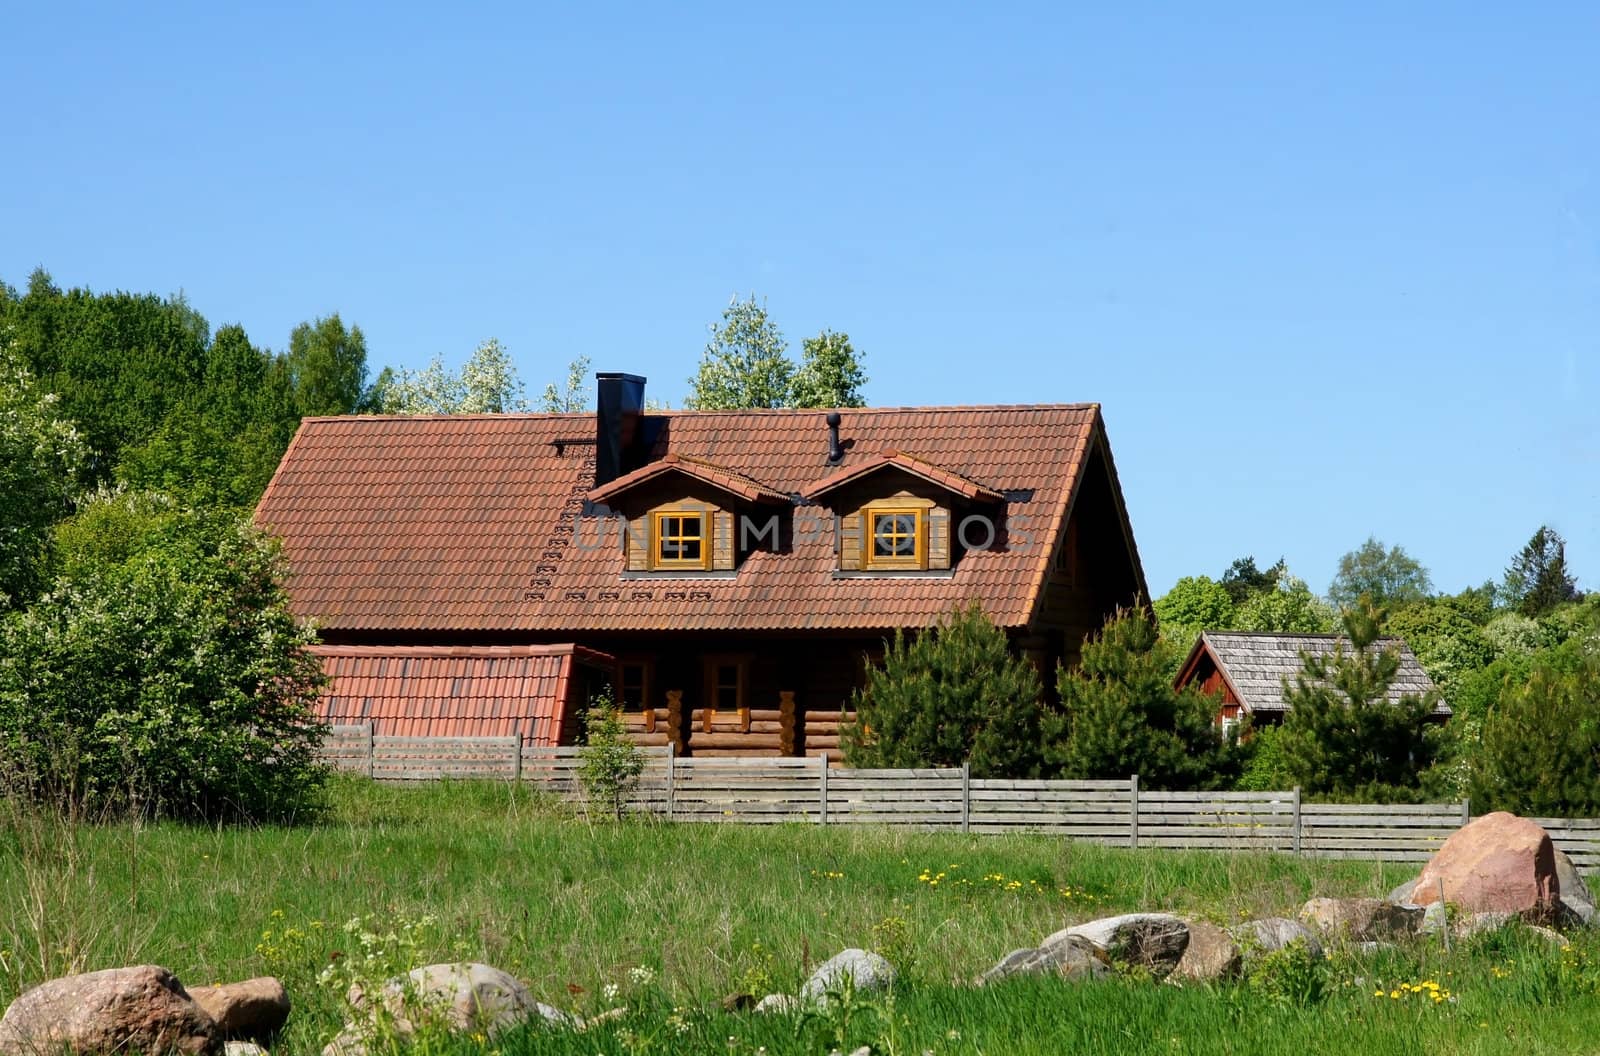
[652,509,710,570]
[864,507,926,570]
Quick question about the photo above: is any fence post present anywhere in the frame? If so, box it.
[365,724,375,780]
[1459,797,1471,826]
[510,736,522,783]
[665,742,676,821]
[961,761,971,834]
[818,752,829,826]
[1129,774,1140,850]
[1291,786,1302,855]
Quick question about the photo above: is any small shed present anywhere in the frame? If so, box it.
[1174,631,1451,732]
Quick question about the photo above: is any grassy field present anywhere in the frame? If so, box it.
[3,778,1599,1055]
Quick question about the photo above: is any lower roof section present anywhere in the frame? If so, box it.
[309,643,614,745]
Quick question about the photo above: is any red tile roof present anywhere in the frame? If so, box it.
[257,404,1135,633]
[800,450,1006,503]
[309,644,612,743]
[587,453,789,505]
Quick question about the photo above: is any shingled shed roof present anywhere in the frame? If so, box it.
[310,644,614,743]
[256,404,1145,634]
[1180,632,1450,716]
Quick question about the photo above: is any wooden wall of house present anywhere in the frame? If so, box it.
[1033,440,1143,670]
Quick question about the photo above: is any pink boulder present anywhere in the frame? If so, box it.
[1402,812,1559,921]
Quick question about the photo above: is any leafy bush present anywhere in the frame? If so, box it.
[1246,938,1328,1007]
[844,601,1045,778]
[578,692,646,821]
[1048,606,1245,789]
[0,494,326,820]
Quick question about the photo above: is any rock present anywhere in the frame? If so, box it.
[0,965,221,1056]
[1419,903,1448,936]
[1049,914,1190,978]
[1387,880,1418,904]
[190,978,289,1042]
[799,949,896,1003]
[1230,917,1324,959]
[1354,941,1396,956]
[1298,898,1423,942]
[1171,921,1242,983]
[753,993,797,1014]
[224,1044,267,1056]
[326,962,574,1055]
[974,937,1108,986]
[1404,812,1560,921]
[720,992,754,1012]
[1555,848,1595,926]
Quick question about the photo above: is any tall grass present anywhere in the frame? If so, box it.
[1,777,1593,1055]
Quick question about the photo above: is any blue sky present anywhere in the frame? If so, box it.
[4,3,1596,598]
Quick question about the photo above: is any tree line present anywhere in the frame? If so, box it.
[0,270,865,821]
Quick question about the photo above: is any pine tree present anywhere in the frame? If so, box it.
[1470,643,1600,816]
[843,602,1044,778]
[1047,606,1244,789]
[1502,526,1581,617]
[1275,599,1442,800]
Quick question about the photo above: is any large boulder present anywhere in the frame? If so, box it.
[1171,921,1242,983]
[974,936,1109,986]
[1399,812,1559,921]
[325,963,573,1056]
[1047,914,1190,978]
[1230,917,1323,959]
[0,965,221,1056]
[1298,898,1423,942]
[799,949,896,1003]
[189,978,289,1042]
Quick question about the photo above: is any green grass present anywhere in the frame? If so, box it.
[2,778,1598,1055]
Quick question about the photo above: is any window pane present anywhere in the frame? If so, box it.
[871,512,917,557]
[657,513,705,563]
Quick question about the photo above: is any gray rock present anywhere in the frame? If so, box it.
[190,978,289,1042]
[1049,913,1190,978]
[325,962,574,1056]
[1354,941,1396,956]
[753,993,798,1014]
[1419,902,1448,936]
[1171,920,1242,983]
[1298,898,1424,942]
[0,965,220,1056]
[974,936,1108,986]
[1555,849,1594,926]
[1230,917,1324,959]
[800,949,896,1003]
[225,1044,268,1056]
[1387,879,1419,904]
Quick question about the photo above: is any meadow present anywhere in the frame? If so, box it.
[3,778,1599,1055]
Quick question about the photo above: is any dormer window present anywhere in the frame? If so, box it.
[867,509,925,570]
[653,510,708,570]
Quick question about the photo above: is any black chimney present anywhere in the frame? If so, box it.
[826,411,843,464]
[595,373,646,487]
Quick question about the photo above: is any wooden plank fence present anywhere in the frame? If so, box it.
[321,727,1600,872]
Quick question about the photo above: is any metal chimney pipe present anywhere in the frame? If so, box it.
[826,411,843,464]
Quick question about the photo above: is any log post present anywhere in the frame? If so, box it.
[665,690,685,755]
[778,691,797,756]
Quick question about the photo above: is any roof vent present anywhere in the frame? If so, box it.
[826,411,843,464]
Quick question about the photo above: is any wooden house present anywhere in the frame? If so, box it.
[255,373,1148,759]
[1173,630,1451,735]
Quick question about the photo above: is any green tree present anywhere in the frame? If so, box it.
[578,689,645,821]
[1221,555,1285,605]
[1047,606,1244,789]
[0,344,86,607]
[843,602,1045,778]
[1470,642,1600,816]
[1328,537,1432,611]
[540,354,592,413]
[283,313,371,416]
[1235,573,1337,634]
[375,338,530,414]
[0,495,327,820]
[1275,600,1443,800]
[685,295,794,410]
[1153,575,1236,654]
[791,330,867,409]
[1502,526,1581,617]
[1382,598,1494,695]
